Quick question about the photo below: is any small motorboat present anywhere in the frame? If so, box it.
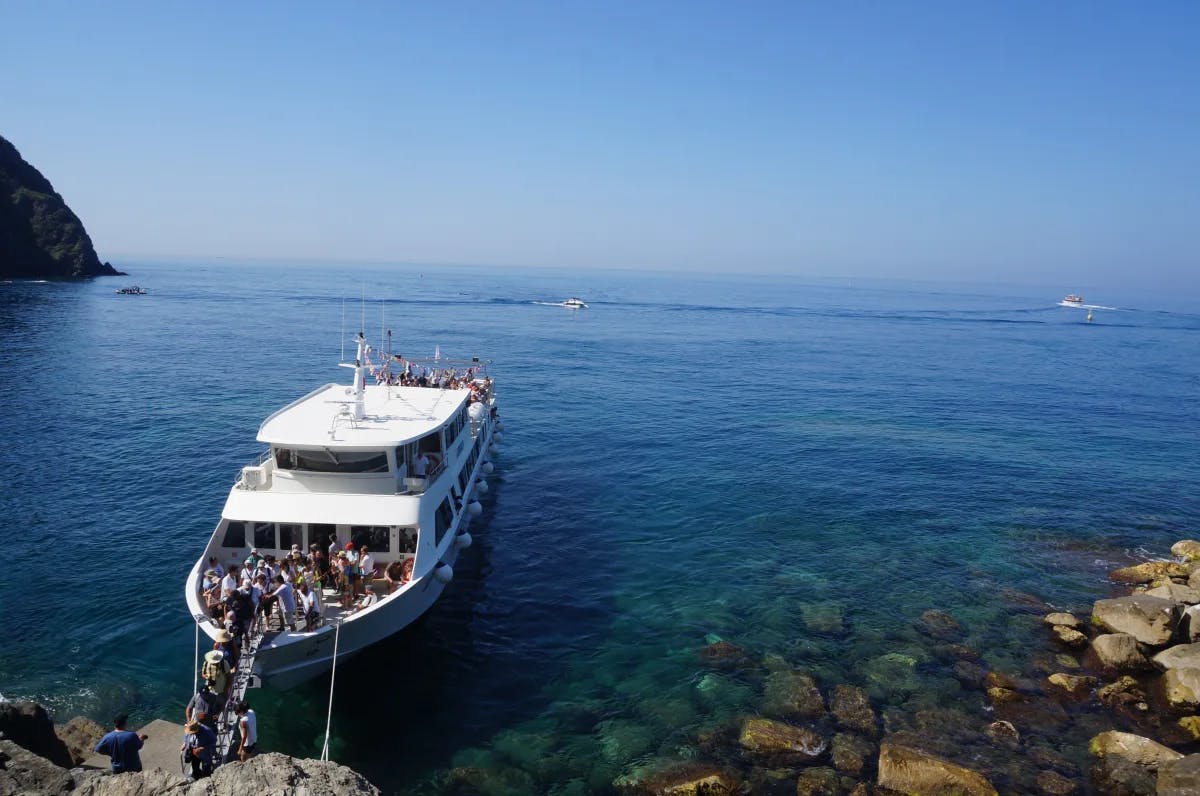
[563,297,588,309]
[116,286,147,295]
[1060,294,1084,306]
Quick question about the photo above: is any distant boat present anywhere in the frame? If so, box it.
[563,297,588,309]
[116,286,147,295]
[1060,294,1084,306]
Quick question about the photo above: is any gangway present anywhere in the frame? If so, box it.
[212,618,267,763]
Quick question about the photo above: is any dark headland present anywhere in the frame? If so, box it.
[0,134,124,279]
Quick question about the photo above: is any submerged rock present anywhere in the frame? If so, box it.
[952,660,988,690]
[794,766,840,796]
[612,759,739,795]
[1109,561,1189,585]
[444,764,535,795]
[1178,716,1200,741]
[1096,676,1148,710]
[701,640,750,671]
[1035,769,1078,795]
[801,603,846,636]
[737,718,826,765]
[876,743,997,796]
[830,733,873,776]
[761,669,826,719]
[915,609,964,641]
[1091,596,1179,646]
[1090,633,1151,673]
[984,720,1020,748]
[1088,731,1182,795]
[830,685,877,736]
[861,653,921,698]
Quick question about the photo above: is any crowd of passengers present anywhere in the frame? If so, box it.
[372,358,492,398]
[201,540,415,648]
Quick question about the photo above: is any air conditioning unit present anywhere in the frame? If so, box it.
[242,465,269,490]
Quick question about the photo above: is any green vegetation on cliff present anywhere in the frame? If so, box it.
[1,134,122,278]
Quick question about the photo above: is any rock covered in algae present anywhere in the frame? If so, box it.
[1045,673,1098,700]
[1091,596,1180,646]
[1171,540,1200,561]
[794,765,840,796]
[876,742,997,796]
[1035,769,1078,795]
[700,640,749,671]
[1044,612,1082,629]
[915,609,964,641]
[1089,633,1151,673]
[612,759,739,795]
[829,684,877,736]
[1109,561,1189,584]
[1088,731,1183,796]
[1178,715,1200,741]
[1162,668,1200,710]
[1051,625,1088,648]
[57,716,106,766]
[736,717,826,765]
[761,668,826,719]
[984,720,1020,748]
[830,732,873,775]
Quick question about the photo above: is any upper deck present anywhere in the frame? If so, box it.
[258,383,470,448]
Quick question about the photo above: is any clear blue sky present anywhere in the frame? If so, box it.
[2,1,1196,289]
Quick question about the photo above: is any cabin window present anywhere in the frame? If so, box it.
[350,525,391,554]
[278,523,301,552]
[221,521,246,548]
[274,447,389,474]
[458,447,479,493]
[309,524,337,551]
[418,433,442,455]
[398,526,417,555]
[253,522,275,549]
[434,498,454,547]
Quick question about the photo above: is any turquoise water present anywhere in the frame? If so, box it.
[2,263,1198,792]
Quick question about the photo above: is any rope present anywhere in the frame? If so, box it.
[320,620,342,761]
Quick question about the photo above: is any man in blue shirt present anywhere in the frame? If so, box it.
[180,719,218,781]
[93,714,147,773]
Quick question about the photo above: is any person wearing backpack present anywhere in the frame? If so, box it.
[201,649,232,701]
[185,682,220,731]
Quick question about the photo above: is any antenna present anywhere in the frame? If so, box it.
[380,300,385,361]
[340,299,346,363]
[360,283,366,341]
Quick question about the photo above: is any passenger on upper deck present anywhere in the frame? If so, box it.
[412,452,430,478]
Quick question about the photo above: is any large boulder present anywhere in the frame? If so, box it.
[876,743,997,796]
[831,733,873,776]
[205,753,379,793]
[830,685,877,736]
[1144,583,1200,605]
[1161,668,1200,710]
[1088,731,1182,796]
[613,759,739,795]
[762,669,826,718]
[1171,541,1200,561]
[71,767,191,795]
[1090,634,1151,673]
[0,701,74,769]
[795,766,840,796]
[1180,605,1200,642]
[1109,562,1189,585]
[1152,642,1200,671]
[1091,596,1179,646]
[57,716,106,766]
[0,738,75,795]
[1046,673,1098,700]
[1158,754,1200,796]
[1051,626,1088,648]
[737,718,826,765]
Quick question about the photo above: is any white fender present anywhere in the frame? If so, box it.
[492,432,503,443]
[434,563,454,584]
[475,479,489,494]
[468,500,483,517]
[481,461,495,475]
[488,444,499,455]
[455,532,473,550]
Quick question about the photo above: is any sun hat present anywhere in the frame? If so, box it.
[204,650,224,665]
[213,629,232,643]
[185,719,201,733]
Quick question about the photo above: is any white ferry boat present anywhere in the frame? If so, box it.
[563,297,588,308]
[1060,294,1084,306]
[184,333,502,688]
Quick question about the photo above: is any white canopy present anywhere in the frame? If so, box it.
[221,488,421,527]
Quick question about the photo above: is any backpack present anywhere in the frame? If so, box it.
[201,657,227,682]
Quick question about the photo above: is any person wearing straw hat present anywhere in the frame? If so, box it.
[201,648,232,700]
[180,718,217,781]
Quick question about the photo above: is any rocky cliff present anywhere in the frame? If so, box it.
[0,134,123,278]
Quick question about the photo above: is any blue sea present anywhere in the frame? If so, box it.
[2,262,1198,793]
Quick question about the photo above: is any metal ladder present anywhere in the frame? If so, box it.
[214,618,267,763]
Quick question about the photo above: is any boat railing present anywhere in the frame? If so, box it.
[233,449,273,488]
[400,457,446,494]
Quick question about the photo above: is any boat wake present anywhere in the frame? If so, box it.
[1058,302,1117,310]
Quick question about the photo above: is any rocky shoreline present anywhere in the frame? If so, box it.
[441,538,1200,795]
[0,700,379,795]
